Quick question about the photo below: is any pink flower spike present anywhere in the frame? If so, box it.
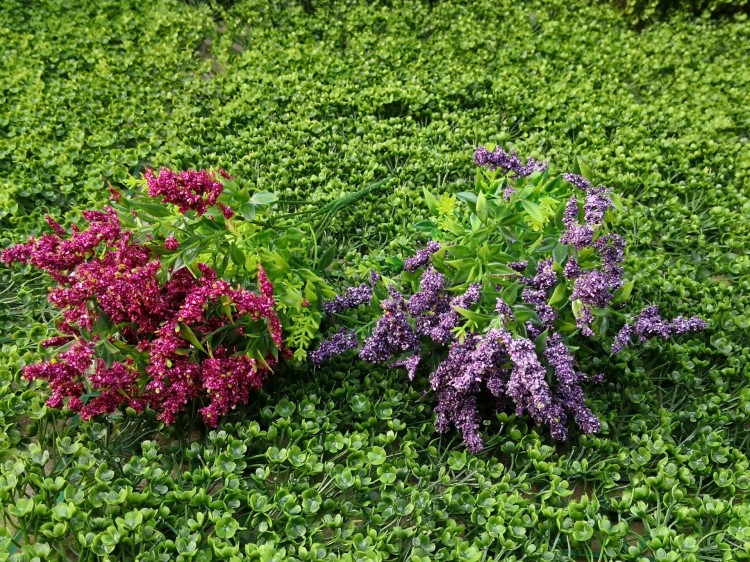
[257,264,274,298]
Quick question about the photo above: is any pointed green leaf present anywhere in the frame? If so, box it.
[577,157,593,181]
[548,283,568,306]
[521,199,544,223]
[476,191,488,222]
[179,324,206,353]
[423,188,438,213]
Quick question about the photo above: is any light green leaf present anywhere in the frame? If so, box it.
[521,199,544,223]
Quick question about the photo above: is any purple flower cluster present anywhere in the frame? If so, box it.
[310,148,708,452]
[431,333,507,452]
[359,289,420,362]
[403,241,441,273]
[520,259,558,332]
[560,197,593,250]
[563,258,581,279]
[323,284,373,315]
[559,174,626,339]
[544,333,601,439]
[572,270,613,309]
[498,330,554,426]
[424,284,482,344]
[560,175,614,262]
[584,185,613,227]
[562,173,592,191]
[474,146,548,179]
[430,327,603,450]
[612,305,707,353]
[407,267,445,315]
[310,329,359,365]
[495,298,514,322]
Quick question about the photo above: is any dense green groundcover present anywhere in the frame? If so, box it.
[1,0,749,560]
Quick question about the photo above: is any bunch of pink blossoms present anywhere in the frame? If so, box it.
[2,171,285,426]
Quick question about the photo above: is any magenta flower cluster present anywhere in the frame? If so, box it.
[146,167,233,218]
[2,176,285,426]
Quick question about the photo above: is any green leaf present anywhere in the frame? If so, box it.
[178,324,207,353]
[548,283,568,306]
[552,244,569,265]
[367,446,387,466]
[413,219,438,232]
[240,202,256,222]
[456,191,478,205]
[486,516,506,538]
[453,306,492,323]
[250,191,278,205]
[131,201,174,218]
[520,199,544,223]
[423,188,438,213]
[577,156,594,180]
[476,191,488,222]
[317,244,336,270]
[215,516,240,539]
[612,279,635,304]
[230,244,244,266]
[610,191,624,212]
[572,520,593,542]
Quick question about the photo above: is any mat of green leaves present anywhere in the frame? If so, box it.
[0,0,748,561]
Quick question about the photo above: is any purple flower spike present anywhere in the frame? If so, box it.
[499,330,555,427]
[576,306,595,338]
[474,146,548,179]
[584,185,613,227]
[613,307,707,353]
[633,305,673,341]
[532,259,557,292]
[407,267,445,315]
[495,298,514,321]
[612,323,633,353]
[562,224,595,250]
[572,270,614,309]
[323,284,373,315]
[404,241,441,273]
[563,259,581,279]
[360,291,419,363]
[310,329,359,365]
[545,333,601,436]
[562,173,592,192]
[390,354,421,381]
[509,261,529,273]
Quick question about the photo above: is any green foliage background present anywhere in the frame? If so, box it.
[614,0,748,25]
[0,0,748,560]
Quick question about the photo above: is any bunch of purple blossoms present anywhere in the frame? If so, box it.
[473,146,548,179]
[558,175,628,337]
[612,305,707,353]
[520,258,558,337]
[359,288,420,363]
[323,284,373,315]
[404,241,441,273]
[311,148,708,451]
[310,329,359,365]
